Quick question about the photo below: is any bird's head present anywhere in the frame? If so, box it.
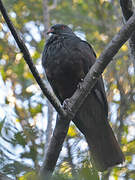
[47,24,73,35]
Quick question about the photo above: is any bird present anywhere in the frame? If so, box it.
[42,24,125,171]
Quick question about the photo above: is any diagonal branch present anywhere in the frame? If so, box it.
[0,0,65,117]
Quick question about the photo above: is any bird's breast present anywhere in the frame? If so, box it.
[44,41,84,100]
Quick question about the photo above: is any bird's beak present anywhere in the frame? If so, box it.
[47,28,54,34]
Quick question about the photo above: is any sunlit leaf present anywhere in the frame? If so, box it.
[67,125,77,137]
[19,171,37,180]
[30,104,42,117]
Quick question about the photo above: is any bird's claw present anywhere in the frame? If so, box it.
[77,78,84,89]
[62,98,72,112]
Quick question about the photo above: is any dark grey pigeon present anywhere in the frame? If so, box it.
[42,24,125,171]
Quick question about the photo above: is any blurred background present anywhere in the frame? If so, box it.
[0,0,135,179]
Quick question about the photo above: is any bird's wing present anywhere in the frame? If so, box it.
[77,39,108,116]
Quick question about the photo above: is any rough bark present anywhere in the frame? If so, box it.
[120,0,135,73]
[40,115,70,179]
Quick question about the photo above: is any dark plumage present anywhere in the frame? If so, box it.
[42,24,125,171]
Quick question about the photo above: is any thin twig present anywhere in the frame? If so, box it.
[0,0,65,117]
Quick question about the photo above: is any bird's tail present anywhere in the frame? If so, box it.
[74,93,125,171]
[85,121,125,171]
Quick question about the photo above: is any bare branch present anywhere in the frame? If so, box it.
[0,0,66,117]
[40,115,70,179]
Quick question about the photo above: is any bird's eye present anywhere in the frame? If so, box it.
[62,26,65,30]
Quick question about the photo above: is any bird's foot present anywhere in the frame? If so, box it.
[62,98,72,112]
[77,78,84,89]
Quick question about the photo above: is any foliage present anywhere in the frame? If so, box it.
[0,0,135,179]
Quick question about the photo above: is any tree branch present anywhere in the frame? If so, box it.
[40,115,70,179]
[0,0,65,118]
[120,0,135,73]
